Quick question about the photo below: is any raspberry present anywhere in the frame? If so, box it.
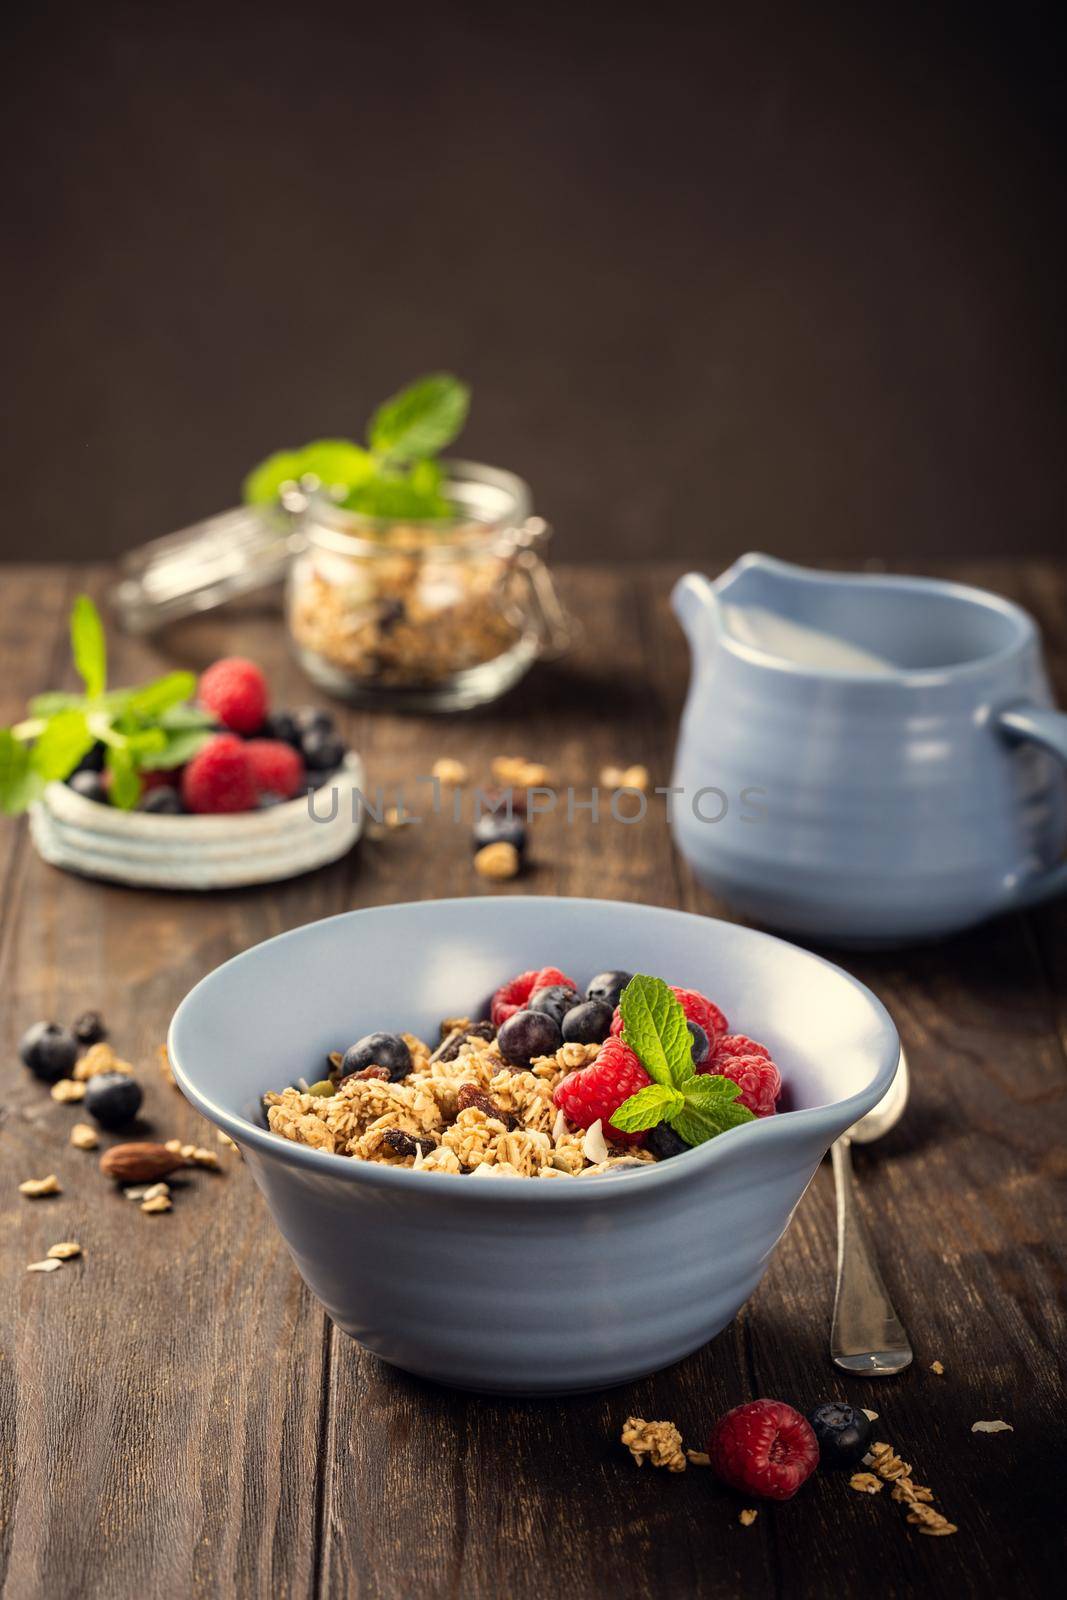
[711,1033,771,1064]
[708,1400,819,1501]
[552,1038,650,1144]
[180,735,257,814]
[490,965,575,1027]
[246,739,306,800]
[610,984,727,1045]
[704,1051,781,1117]
[198,657,269,735]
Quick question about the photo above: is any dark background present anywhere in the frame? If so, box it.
[2,0,1064,568]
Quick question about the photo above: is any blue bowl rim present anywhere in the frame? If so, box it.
[167,896,900,1204]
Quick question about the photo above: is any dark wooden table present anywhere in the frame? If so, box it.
[2,561,1065,1600]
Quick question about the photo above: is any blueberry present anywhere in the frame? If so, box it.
[68,769,109,804]
[73,1010,107,1045]
[807,1403,872,1468]
[341,1031,411,1082]
[472,813,527,857]
[74,742,106,773]
[301,728,346,772]
[687,1020,710,1065]
[497,1008,562,1067]
[646,1122,690,1160]
[139,786,184,814]
[527,984,579,1028]
[586,971,633,1010]
[84,1071,143,1130]
[263,711,302,747]
[19,1021,78,1083]
[561,999,613,1045]
[295,707,336,738]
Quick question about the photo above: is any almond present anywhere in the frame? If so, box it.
[99,1142,184,1184]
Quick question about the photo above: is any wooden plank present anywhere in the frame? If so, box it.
[0,573,335,1600]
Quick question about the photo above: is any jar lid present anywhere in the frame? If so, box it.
[110,504,300,633]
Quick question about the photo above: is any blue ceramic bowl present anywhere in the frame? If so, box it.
[169,897,898,1394]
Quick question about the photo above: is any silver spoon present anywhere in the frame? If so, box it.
[830,1050,913,1375]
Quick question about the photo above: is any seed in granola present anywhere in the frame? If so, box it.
[431,757,468,786]
[738,1509,758,1527]
[70,1122,99,1150]
[50,1077,86,1103]
[19,1174,61,1198]
[474,840,520,880]
[382,1128,437,1159]
[47,1241,82,1260]
[26,1258,64,1273]
[306,1079,334,1097]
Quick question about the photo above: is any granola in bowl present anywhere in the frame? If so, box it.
[264,966,783,1177]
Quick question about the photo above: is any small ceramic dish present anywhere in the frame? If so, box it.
[168,896,899,1393]
[28,751,365,890]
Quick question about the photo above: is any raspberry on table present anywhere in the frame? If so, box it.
[245,739,306,801]
[705,1052,781,1117]
[180,735,258,814]
[708,1399,819,1501]
[198,657,269,735]
[552,1037,651,1144]
[490,965,576,1027]
[611,983,728,1046]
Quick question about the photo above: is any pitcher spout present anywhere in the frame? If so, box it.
[671,573,721,654]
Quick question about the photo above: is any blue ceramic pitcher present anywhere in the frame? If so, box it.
[671,554,1067,945]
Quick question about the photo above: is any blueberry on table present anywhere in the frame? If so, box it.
[139,786,184,814]
[526,984,579,1028]
[19,1021,78,1083]
[73,1010,107,1045]
[561,999,613,1045]
[586,971,633,1009]
[807,1403,872,1468]
[497,1009,562,1067]
[472,814,527,857]
[341,1031,411,1082]
[68,770,109,804]
[646,1122,690,1160]
[687,1020,710,1064]
[84,1071,144,1130]
[301,728,346,772]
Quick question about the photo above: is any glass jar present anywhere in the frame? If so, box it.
[287,462,570,710]
[111,461,572,712]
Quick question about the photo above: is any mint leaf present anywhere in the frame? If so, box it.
[243,449,303,506]
[368,373,470,462]
[142,727,211,770]
[70,595,107,699]
[125,671,197,719]
[106,745,141,809]
[29,709,94,783]
[0,730,41,814]
[158,704,216,732]
[298,440,376,493]
[670,1075,756,1148]
[611,1083,685,1132]
[618,974,693,1088]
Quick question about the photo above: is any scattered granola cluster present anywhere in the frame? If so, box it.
[851,1438,957,1537]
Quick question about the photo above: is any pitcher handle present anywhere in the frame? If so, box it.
[997,707,1067,908]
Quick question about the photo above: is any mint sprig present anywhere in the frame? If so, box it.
[242,372,469,523]
[0,597,214,814]
[610,975,756,1148]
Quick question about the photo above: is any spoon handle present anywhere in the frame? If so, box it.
[830,1137,913,1375]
